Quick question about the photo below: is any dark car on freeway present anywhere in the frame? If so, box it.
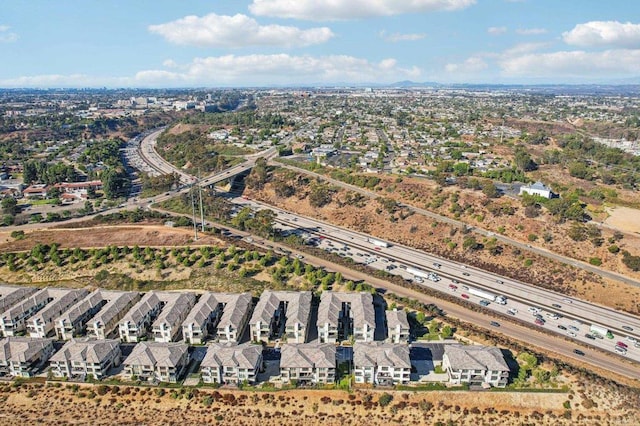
[573,349,585,356]
[490,321,500,327]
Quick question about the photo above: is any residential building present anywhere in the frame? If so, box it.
[26,289,89,338]
[0,287,85,337]
[55,290,109,340]
[250,291,311,344]
[279,343,336,385]
[386,309,410,343]
[442,345,510,388]
[353,342,411,386]
[151,292,196,343]
[182,292,252,344]
[200,343,262,385]
[0,337,55,378]
[519,181,554,199]
[118,292,164,342]
[317,291,375,343]
[49,338,121,380]
[0,285,39,314]
[122,342,189,383]
[86,291,140,340]
[22,184,48,199]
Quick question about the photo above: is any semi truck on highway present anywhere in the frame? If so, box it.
[406,266,430,280]
[467,287,507,305]
[590,324,614,339]
[367,237,389,248]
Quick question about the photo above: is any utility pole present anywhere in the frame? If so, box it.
[198,169,205,232]
[190,184,198,241]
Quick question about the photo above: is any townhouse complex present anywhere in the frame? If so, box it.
[0,285,511,388]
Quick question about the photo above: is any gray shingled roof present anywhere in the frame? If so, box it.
[200,342,262,369]
[0,285,39,313]
[443,345,509,371]
[280,343,336,369]
[56,290,106,326]
[152,292,196,328]
[316,291,375,328]
[0,337,54,363]
[49,338,119,364]
[250,291,311,328]
[25,288,89,324]
[123,342,188,368]
[353,342,411,369]
[120,292,162,325]
[182,292,252,330]
[89,291,140,329]
[385,309,409,329]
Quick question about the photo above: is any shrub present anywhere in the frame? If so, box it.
[378,393,393,407]
[588,257,602,266]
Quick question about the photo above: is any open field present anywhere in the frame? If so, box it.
[0,379,637,426]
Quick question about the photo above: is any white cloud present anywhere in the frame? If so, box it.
[516,28,547,35]
[249,0,476,21]
[379,30,426,42]
[498,49,640,77]
[502,42,549,56]
[0,25,18,43]
[0,54,422,88]
[445,56,487,73]
[487,26,507,35]
[563,21,640,48]
[149,13,333,48]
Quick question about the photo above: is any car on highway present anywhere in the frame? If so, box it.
[433,262,441,268]
[448,284,458,291]
[490,321,500,327]
[551,303,562,309]
[584,333,596,340]
[462,272,470,276]
[461,294,469,299]
[567,331,577,337]
[625,336,638,344]
[479,300,491,307]
[295,254,304,259]
[557,325,567,331]
[507,308,518,315]
[451,279,459,284]
[496,280,503,284]
[414,277,424,283]
[528,307,541,314]
[562,298,573,304]
[622,325,634,332]
[616,341,628,349]
[614,346,627,355]
[568,325,580,332]
[535,318,545,326]
[573,349,585,356]
[546,313,560,320]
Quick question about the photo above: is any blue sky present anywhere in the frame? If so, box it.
[2,0,640,87]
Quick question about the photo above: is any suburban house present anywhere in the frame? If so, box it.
[118,292,164,342]
[279,343,336,385]
[353,342,411,386]
[317,291,376,343]
[49,338,121,380]
[182,292,253,344]
[0,287,86,337]
[53,180,102,201]
[22,184,48,199]
[86,291,141,340]
[26,289,90,338]
[151,292,196,343]
[55,290,110,340]
[386,309,410,343]
[0,337,55,378]
[0,285,39,314]
[519,181,554,199]
[122,342,190,383]
[249,291,312,344]
[442,345,510,388]
[200,342,263,385]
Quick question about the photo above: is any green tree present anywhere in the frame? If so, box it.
[1,198,18,216]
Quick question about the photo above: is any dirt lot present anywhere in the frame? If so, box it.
[605,207,640,234]
[0,380,637,426]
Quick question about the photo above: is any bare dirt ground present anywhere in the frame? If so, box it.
[0,380,637,426]
[605,207,640,234]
